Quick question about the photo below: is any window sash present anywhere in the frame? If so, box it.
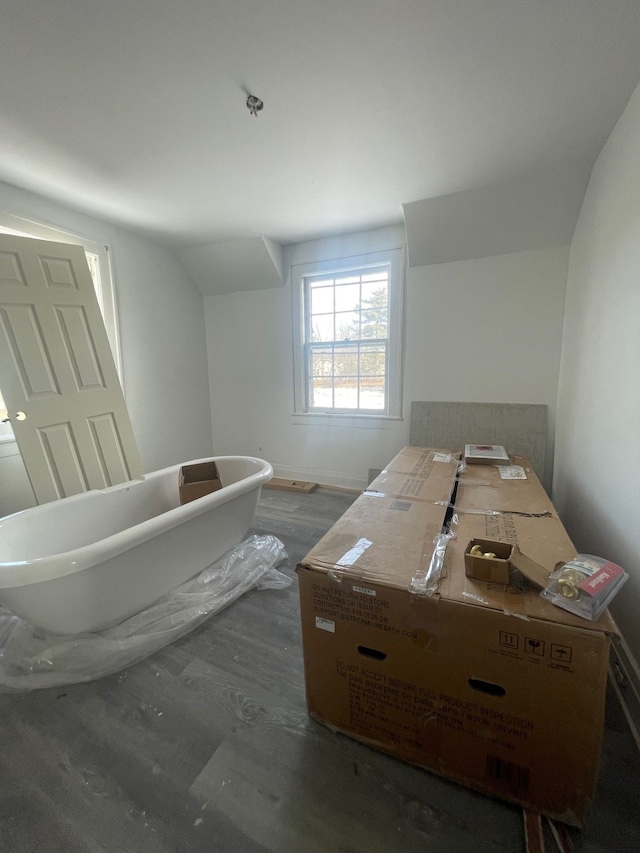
[303,264,391,413]
[292,248,403,419]
[305,339,389,413]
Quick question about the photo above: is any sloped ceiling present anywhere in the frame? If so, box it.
[403,161,591,267]
[2,1,640,284]
[178,236,283,295]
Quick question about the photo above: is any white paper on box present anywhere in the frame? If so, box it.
[335,537,373,568]
[353,585,376,597]
[498,465,527,480]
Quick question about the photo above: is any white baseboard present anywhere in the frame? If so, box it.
[609,634,640,753]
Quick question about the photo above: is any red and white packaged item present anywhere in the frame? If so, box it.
[540,555,628,621]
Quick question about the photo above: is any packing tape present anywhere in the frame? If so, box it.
[437,503,553,520]
[501,588,530,620]
[363,490,448,504]
[437,502,502,517]
[335,537,373,568]
[411,533,451,596]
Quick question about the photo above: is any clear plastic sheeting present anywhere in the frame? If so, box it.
[0,534,290,692]
[541,554,628,621]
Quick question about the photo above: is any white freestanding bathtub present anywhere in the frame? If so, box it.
[0,456,272,634]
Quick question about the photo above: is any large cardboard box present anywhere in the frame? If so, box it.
[297,447,617,825]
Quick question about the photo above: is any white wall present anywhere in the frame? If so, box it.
[405,246,569,490]
[205,227,407,489]
[205,225,569,491]
[0,439,36,517]
[0,181,213,515]
[554,81,640,663]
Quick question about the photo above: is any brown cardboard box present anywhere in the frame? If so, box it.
[464,538,513,584]
[179,461,222,504]
[297,447,617,826]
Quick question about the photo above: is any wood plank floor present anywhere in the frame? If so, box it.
[1,487,639,852]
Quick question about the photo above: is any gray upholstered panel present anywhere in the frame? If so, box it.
[409,401,547,480]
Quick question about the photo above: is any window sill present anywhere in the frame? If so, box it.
[291,412,402,429]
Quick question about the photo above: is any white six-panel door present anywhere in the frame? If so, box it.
[0,234,142,504]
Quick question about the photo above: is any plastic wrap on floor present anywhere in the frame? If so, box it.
[0,534,290,692]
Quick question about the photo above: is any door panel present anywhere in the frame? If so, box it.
[0,303,61,396]
[0,234,142,504]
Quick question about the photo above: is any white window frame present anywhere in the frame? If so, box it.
[292,248,404,422]
[0,212,122,442]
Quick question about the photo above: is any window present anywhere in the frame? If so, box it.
[292,249,403,418]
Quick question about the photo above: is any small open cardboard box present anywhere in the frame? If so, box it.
[464,538,553,588]
[179,461,222,504]
[464,538,513,584]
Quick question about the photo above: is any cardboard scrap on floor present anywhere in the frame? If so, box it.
[264,477,317,493]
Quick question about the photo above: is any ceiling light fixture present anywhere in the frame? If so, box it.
[246,94,264,116]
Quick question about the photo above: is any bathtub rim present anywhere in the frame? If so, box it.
[0,456,272,589]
